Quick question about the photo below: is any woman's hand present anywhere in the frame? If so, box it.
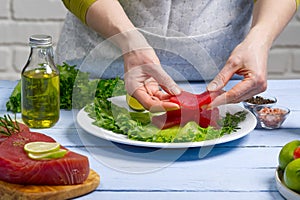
[207,32,268,107]
[123,48,181,112]
[86,0,181,112]
[207,0,297,107]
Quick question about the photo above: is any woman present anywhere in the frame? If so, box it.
[57,0,298,111]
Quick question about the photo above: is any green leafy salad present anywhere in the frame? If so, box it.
[6,62,247,143]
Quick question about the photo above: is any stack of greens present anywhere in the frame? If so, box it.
[6,62,247,143]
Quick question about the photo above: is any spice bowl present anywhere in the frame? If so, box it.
[242,95,277,113]
[253,105,290,129]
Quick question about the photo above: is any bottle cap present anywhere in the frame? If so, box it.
[29,35,52,47]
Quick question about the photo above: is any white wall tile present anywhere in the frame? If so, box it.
[0,21,64,44]
[0,0,10,18]
[12,0,67,19]
[0,47,12,72]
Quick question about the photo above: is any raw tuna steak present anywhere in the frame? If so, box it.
[152,90,221,129]
[169,90,222,109]
[0,130,89,185]
[151,107,220,129]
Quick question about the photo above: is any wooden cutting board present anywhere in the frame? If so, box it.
[0,169,100,200]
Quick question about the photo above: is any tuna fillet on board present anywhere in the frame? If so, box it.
[0,127,89,185]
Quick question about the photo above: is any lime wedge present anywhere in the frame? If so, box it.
[24,142,60,154]
[28,149,68,160]
[126,94,145,111]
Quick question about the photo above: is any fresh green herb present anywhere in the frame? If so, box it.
[170,121,217,143]
[6,81,21,113]
[57,62,82,109]
[218,111,247,135]
[57,62,101,109]
[0,115,20,136]
[84,93,145,135]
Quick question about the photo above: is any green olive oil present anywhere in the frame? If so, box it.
[21,35,60,129]
[21,69,60,128]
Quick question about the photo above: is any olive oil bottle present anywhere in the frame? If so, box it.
[21,35,60,128]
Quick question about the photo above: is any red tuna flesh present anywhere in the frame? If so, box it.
[151,107,220,129]
[152,91,221,129]
[0,122,30,143]
[0,131,89,185]
[169,90,221,109]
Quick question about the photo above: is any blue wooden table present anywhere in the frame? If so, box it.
[1,79,300,200]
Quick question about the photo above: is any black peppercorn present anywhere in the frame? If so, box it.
[245,96,276,105]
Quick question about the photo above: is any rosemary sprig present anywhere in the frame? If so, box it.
[0,114,20,136]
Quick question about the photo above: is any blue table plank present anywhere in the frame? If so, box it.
[74,191,284,200]
[1,79,300,200]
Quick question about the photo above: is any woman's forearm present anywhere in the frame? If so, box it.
[86,0,134,38]
[86,0,149,53]
[248,0,297,49]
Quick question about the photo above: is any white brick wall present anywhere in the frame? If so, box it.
[270,13,300,79]
[0,1,300,80]
[0,0,67,80]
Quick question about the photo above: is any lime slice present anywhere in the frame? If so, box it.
[28,149,68,160]
[24,142,60,154]
[126,94,145,111]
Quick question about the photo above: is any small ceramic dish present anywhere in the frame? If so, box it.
[253,105,290,129]
[242,95,277,113]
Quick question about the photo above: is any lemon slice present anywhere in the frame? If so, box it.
[28,149,68,160]
[24,142,60,154]
[126,94,145,111]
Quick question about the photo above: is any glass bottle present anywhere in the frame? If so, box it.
[21,35,60,128]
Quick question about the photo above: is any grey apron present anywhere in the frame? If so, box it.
[55,0,253,81]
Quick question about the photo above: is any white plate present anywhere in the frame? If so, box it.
[275,167,300,200]
[76,103,256,149]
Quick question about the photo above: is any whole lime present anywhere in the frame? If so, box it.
[279,140,300,170]
[283,158,300,192]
